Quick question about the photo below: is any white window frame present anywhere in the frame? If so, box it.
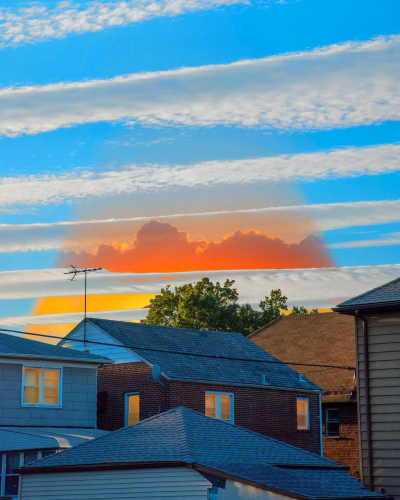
[21,366,63,408]
[205,392,234,424]
[296,397,310,430]
[125,392,140,426]
[326,408,340,438]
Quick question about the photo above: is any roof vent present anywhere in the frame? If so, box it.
[299,373,304,382]
[262,374,269,385]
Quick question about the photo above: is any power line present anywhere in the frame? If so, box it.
[0,327,356,372]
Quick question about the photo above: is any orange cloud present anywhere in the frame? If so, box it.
[59,219,333,272]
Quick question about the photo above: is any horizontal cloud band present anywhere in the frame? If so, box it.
[1,264,399,310]
[1,143,399,210]
[1,197,400,254]
[1,36,400,136]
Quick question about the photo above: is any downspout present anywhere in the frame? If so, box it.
[319,392,323,457]
[355,310,373,492]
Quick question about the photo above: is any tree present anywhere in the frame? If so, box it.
[290,306,319,315]
[145,277,290,335]
[145,277,242,331]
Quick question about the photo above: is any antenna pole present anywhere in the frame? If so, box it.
[64,266,102,349]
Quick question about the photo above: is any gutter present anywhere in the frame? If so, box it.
[355,310,373,492]
[0,353,112,364]
[168,377,322,394]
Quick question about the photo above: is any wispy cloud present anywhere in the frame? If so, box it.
[1,36,399,136]
[1,143,399,211]
[2,198,400,254]
[329,233,400,249]
[0,0,249,47]
[0,265,399,311]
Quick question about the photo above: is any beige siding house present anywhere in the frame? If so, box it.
[335,277,400,499]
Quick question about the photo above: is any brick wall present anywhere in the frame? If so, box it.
[97,362,321,454]
[322,402,360,479]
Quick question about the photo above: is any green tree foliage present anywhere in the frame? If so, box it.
[145,277,293,335]
[290,306,319,315]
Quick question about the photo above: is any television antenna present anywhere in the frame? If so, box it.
[64,265,102,347]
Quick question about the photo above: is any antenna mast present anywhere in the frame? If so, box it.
[64,266,102,347]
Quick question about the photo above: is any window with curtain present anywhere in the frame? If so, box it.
[297,398,309,430]
[22,367,61,406]
[125,393,140,425]
[205,392,233,423]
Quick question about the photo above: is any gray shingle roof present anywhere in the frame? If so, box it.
[23,407,387,499]
[0,331,110,363]
[84,318,320,391]
[336,276,400,309]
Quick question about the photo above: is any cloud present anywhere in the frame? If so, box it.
[59,219,333,272]
[329,232,400,249]
[0,308,148,327]
[1,36,400,136]
[1,143,399,211]
[1,264,400,315]
[0,0,249,47]
[2,197,400,254]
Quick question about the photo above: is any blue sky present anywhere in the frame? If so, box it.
[0,0,400,328]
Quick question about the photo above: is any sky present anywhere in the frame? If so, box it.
[1,0,400,337]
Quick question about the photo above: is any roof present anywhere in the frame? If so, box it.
[79,318,320,392]
[0,427,109,452]
[336,276,400,310]
[0,331,111,364]
[22,407,387,500]
[248,313,356,403]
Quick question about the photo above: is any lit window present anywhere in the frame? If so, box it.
[205,392,234,423]
[125,393,140,426]
[297,398,309,430]
[22,367,61,407]
[326,408,340,437]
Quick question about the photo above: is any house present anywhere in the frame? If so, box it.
[18,406,389,500]
[59,318,324,454]
[0,331,111,499]
[334,277,400,499]
[248,313,360,478]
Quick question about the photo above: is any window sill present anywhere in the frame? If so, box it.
[325,436,340,439]
[21,404,62,408]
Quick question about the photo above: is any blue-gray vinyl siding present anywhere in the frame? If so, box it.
[0,363,97,428]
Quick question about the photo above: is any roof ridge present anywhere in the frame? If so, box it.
[247,315,283,338]
[177,408,196,462]
[88,317,245,338]
[179,407,339,467]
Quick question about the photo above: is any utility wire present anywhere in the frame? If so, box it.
[0,327,356,371]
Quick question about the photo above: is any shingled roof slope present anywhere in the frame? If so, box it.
[248,313,355,402]
[79,318,321,391]
[0,331,110,363]
[336,276,400,309]
[23,407,387,499]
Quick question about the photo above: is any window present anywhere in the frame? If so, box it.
[326,408,340,437]
[22,367,61,407]
[297,398,309,430]
[205,392,234,423]
[0,451,57,498]
[125,393,140,426]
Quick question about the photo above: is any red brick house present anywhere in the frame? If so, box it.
[248,312,360,478]
[59,318,323,455]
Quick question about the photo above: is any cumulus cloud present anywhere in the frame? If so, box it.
[59,219,333,272]
[2,198,400,254]
[1,36,400,135]
[1,143,399,211]
[0,0,248,47]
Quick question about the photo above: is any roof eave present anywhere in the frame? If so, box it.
[167,377,322,393]
[0,353,112,365]
[333,301,400,314]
